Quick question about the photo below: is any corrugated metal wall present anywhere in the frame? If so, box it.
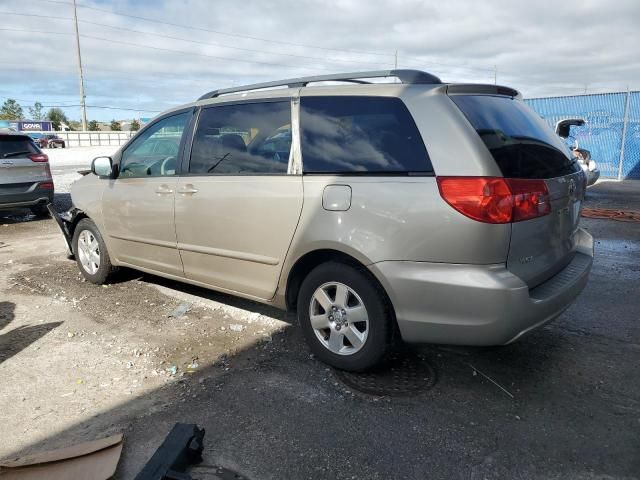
[525,92,640,179]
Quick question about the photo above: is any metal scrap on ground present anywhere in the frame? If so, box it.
[582,207,640,223]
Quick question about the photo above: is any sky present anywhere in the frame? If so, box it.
[1,0,639,122]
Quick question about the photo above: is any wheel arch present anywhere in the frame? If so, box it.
[65,208,90,255]
[284,249,397,329]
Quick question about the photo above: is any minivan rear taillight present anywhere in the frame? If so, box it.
[28,153,49,162]
[436,177,550,224]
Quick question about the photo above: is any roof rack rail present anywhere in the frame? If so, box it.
[197,69,442,100]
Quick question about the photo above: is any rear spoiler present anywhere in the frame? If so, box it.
[446,84,521,100]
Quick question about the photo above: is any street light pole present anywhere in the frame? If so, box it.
[72,0,87,131]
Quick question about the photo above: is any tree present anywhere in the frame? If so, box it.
[28,102,44,120]
[88,120,100,131]
[46,108,69,130]
[68,120,82,131]
[0,99,23,120]
[130,119,140,131]
[110,120,121,131]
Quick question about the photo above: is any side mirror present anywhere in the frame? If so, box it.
[91,156,113,177]
[556,124,571,139]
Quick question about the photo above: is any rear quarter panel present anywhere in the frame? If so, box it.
[281,176,511,282]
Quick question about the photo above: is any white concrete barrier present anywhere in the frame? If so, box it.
[32,131,135,148]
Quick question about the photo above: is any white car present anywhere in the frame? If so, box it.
[555,119,600,186]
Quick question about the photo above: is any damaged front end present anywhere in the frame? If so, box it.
[46,204,84,258]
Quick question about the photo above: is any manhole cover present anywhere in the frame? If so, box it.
[334,351,436,396]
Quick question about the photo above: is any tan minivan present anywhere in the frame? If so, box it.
[52,70,593,371]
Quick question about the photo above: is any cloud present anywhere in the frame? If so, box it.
[0,0,638,121]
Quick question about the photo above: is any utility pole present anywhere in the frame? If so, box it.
[72,0,87,131]
[394,50,398,69]
[493,65,497,85]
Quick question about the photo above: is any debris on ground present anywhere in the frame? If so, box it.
[169,303,192,318]
[186,360,199,372]
[0,433,123,480]
[134,423,204,480]
[468,363,514,399]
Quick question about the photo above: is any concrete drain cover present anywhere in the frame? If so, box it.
[334,351,436,396]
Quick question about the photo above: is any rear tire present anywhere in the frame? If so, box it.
[72,218,117,284]
[297,262,392,372]
[30,204,50,217]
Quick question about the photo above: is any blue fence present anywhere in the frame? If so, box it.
[525,91,640,179]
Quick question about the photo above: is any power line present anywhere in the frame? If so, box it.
[0,96,161,112]
[74,2,394,58]
[9,1,394,58]
[0,14,370,71]
[398,53,496,73]
[0,11,390,68]
[77,19,391,68]
[0,11,72,21]
[28,0,72,5]
[0,96,78,106]
[0,27,72,35]
[0,61,226,87]
[78,33,336,71]
[86,105,161,112]
[3,4,496,76]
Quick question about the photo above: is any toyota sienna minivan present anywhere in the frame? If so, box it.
[50,70,593,371]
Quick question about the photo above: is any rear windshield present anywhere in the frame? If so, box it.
[300,96,432,174]
[450,95,581,179]
[0,136,39,158]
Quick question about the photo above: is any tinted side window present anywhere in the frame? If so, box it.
[450,95,581,179]
[189,102,291,175]
[300,96,432,174]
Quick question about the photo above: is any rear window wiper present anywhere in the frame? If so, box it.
[3,150,32,158]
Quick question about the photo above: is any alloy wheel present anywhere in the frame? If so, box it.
[309,282,369,355]
[77,229,100,275]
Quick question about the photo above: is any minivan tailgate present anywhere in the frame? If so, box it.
[449,93,587,288]
[507,171,585,287]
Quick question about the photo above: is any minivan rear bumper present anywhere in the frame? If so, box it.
[369,228,593,346]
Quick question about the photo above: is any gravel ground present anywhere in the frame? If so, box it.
[0,160,638,479]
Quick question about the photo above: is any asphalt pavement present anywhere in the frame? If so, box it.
[1,178,638,479]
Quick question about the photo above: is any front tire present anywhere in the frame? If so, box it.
[297,262,392,371]
[72,219,117,284]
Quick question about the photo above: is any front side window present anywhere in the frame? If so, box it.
[119,112,189,178]
[300,96,432,174]
[189,101,291,175]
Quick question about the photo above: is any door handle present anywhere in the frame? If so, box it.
[155,185,174,194]
[177,184,198,195]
